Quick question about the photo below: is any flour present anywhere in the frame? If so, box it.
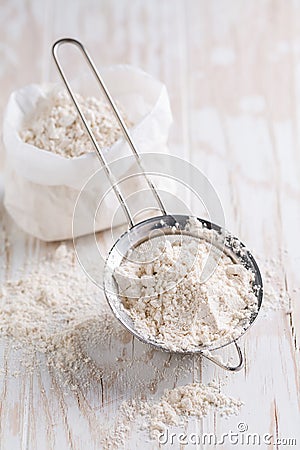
[0,235,291,449]
[20,90,131,158]
[142,381,243,437]
[0,243,193,394]
[0,244,129,389]
[0,239,244,449]
[101,382,243,447]
[259,257,291,312]
[0,245,101,349]
[115,224,258,352]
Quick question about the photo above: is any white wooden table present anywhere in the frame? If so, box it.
[0,1,299,449]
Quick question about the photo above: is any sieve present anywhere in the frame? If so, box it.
[52,38,263,372]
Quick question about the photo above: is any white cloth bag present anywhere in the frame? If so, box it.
[2,65,172,241]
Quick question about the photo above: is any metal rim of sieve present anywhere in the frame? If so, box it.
[52,38,263,372]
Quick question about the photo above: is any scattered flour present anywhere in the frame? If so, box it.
[141,381,243,437]
[0,232,292,449]
[0,243,193,394]
[115,224,258,351]
[259,257,291,312]
[20,90,132,158]
[0,242,244,448]
[0,244,129,389]
[101,382,243,448]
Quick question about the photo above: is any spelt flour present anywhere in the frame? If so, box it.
[101,381,243,448]
[142,381,243,437]
[20,90,131,158]
[0,243,192,393]
[0,241,243,441]
[0,244,130,389]
[259,257,291,312]
[0,234,290,449]
[115,224,258,351]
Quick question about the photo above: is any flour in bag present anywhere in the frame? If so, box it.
[20,90,132,158]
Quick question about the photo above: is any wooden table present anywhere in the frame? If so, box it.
[0,1,299,448]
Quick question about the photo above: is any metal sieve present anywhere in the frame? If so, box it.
[52,38,263,372]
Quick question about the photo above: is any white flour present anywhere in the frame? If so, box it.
[0,243,192,393]
[0,245,101,349]
[259,257,291,312]
[101,381,243,447]
[141,381,243,436]
[0,235,292,449]
[0,244,130,389]
[115,225,258,352]
[20,90,131,158]
[0,240,244,446]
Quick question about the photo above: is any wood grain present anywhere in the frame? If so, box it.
[0,0,299,449]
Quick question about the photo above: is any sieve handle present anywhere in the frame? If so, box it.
[202,341,244,372]
[52,38,167,228]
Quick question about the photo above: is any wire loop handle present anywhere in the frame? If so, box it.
[52,38,167,228]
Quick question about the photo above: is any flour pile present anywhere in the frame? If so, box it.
[102,381,243,447]
[0,244,129,388]
[20,90,131,158]
[141,381,243,436]
[114,225,258,351]
[0,245,102,348]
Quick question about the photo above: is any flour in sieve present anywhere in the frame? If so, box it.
[114,222,258,352]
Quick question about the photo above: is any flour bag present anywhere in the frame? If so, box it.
[2,65,173,241]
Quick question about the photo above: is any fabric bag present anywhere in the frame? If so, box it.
[2,65,172,241]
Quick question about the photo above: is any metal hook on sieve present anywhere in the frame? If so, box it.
[201,341,244,371]
[52,38,167,229]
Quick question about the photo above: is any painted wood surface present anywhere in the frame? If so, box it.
[0,0,299,449]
